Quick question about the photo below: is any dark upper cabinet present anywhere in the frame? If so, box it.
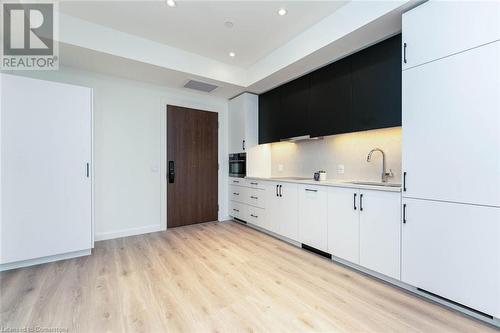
[258,34,402,144]
[351,35,402,131]
[258,87,282,144]
[309,56,352,137]
[279,75,310,139]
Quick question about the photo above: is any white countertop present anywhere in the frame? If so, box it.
[244,176,402,192]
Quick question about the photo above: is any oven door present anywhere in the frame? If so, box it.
[229,160,246,177]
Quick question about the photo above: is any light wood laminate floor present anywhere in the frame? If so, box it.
[0,221,497,332]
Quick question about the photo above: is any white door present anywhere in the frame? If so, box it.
[1,74,93,264]
[327,187,359,264]
[402,1,500,69]
[228,96,245,153]
[402,198,500,318]
[359,190,401,280]
[298,185,328,252]
[277,182,299,242]
[402,41,500,207]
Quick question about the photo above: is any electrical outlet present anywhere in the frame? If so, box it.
[278,164,284,172]
[337,164,345,174]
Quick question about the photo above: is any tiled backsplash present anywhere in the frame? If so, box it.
[270,127,402,183]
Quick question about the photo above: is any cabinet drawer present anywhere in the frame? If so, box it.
[229,185,247,203]
[246,206,266,229]
[247,179,266,190]
[229,201,246,221]
[229,178,247,187]
[247,188,265,208]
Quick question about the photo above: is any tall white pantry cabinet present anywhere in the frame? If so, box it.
[0,74,93,270]
[401,1,500,318]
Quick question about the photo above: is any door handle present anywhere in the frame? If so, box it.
[403,172,407,192]
[403,204,407,224]
[359,194,364,211]
[353,193,357,210]
[168,160,175,183]
[403,43,407,64]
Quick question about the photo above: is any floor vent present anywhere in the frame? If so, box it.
[184,80,218,93]
[301,244,332,259]
[417,288,493,319]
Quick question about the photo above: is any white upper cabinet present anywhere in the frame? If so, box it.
[402,41,500,207]
[359,190,401,280]
[402,1,500,69]
[228,93,258,154]
[402,198,500,318]
[327,187,360,264]
[298,185,328,252]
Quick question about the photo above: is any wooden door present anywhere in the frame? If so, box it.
[167,105,218,228]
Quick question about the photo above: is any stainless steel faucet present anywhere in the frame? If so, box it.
[367,148,393,183]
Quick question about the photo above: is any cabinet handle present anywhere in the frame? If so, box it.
[233,180,239,183]
[250,214,258,218]
[305,189,317,192]
[403,43,407,64]
[403,204,407,224]
[403,172,407,192]
[360,194,364,211]
[242,140,246,151]
[279,185,283,197]
[353,193,357,210]
[250,182,258,185]
[233,209,239,212]
[276,185,279,197]
[86,163,90,178]
[233,192,239,195]
[250,196,258,199]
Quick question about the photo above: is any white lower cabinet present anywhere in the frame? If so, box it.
[266,182,299,241]
[246,205,267,229]
[229,200,246,221]
[327,187,360,263]
[327,187,401,279]
[402,198,500,318]
[359,190,401,280]
[298,185,328,252]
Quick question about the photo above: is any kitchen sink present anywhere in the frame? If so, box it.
[348,181,401,188]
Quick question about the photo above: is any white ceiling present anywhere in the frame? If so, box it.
[59,1,349,68]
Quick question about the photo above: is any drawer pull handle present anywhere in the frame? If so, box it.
[233,192,239,195]
[250,214,258,218]
[250,196,258,199]
[305,189,317,192]
[250,182,258,185]
[233,180,239,183]
[233,209,239,212]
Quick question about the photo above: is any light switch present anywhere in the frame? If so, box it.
[337,164,345,174]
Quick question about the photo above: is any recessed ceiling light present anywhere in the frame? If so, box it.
[229,52,236,57]
[278,8,287,16]
[166,0,176,8]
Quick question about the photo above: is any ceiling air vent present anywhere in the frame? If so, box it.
[184,80,218,93]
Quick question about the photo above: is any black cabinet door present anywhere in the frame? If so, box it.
[351,34,402,132]
[258,87,282,144]
[309,57,352,137]
[279,75,310,139]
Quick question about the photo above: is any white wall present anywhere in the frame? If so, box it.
[270,127,402,183]
[7,67,229,241]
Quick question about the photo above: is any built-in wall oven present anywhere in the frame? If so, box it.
[229,153,246,178]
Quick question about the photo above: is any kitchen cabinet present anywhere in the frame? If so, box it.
[402,41,500,207]
[328,187,400,279]
[265,182,299,241]
[351,34,401,133]
[298,185,328,252]
[258,35,402,144]
[327,187,359,264]
[229,201,247,221]
[359,190,400,280]
[402,1,500,70]
[309,57,352,137]
[229,93,258,153]
[402,198,500,318]
[229,185,247,204]
[245,205,267,229]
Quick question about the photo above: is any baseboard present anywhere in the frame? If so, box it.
[95,224,165,241]
[0,249,91,272]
